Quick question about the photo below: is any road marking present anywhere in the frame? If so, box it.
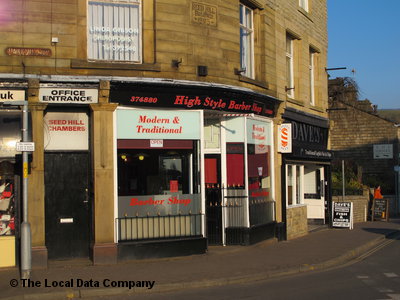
[361,279,375,286]
[357,275,369,279]
[386,294,400,300]
[378,288,394,293]
[384,273,399,278]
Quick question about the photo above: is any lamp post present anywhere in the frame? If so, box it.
[4,100,32,279]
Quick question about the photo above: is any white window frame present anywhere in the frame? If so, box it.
[286,34,294,98]
[286,164,304,207]
[87,0,142,63]
[299,0,309,12]
[239,4,254,79]
[309,49,315,106]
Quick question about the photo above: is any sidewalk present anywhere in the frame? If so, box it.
[1,219,400,300]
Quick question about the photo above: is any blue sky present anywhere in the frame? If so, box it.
[327,0,400,109]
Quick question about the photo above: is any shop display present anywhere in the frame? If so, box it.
[0,179,15,236]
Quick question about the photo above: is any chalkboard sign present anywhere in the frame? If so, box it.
[332,202,353,229]
[372,198,389,221]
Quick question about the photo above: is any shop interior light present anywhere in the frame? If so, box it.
[134,153,149,161]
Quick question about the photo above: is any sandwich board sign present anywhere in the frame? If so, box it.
[332,202,353,229]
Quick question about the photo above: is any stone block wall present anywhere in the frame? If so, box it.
[286,205,308,240]
[329,100,400,193]
[332,193,369,223]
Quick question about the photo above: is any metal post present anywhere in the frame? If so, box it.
[342,160,345,201]
[20,101,31,279]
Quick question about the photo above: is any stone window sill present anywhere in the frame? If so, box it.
[71,60,161,72]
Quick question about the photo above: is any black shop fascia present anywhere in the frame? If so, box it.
[109,81,281,117]
[282,108,332,161]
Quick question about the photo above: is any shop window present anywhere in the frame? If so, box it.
[204,118,221,149]
[88,0,141,62]
[286,164,304,206]
[226,143,244,187]
[0,162,16,236]
[205,157,218,184]
[247,143,273,226]
[118,148,196,196]
[247,144,270,191]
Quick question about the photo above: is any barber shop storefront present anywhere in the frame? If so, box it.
[111,81,280,259]
[280,108,332,240]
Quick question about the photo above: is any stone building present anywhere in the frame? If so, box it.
[0,0,330,268]
[328,78,400,215]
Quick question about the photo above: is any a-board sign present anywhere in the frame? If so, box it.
[332,202,353,229]
[372,198,389,221]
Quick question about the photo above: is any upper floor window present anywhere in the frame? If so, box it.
[239,4,254,78]
[286,34,295,98]
[309,48,315,105]
[299,0,308,12]
[88,0,141,63]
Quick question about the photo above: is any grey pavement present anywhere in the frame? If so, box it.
[1,219,400,300]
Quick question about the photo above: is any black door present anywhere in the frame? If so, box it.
[45,152,90,259]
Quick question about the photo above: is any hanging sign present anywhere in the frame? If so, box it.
[332,202,353,229]
[278,124,292,153]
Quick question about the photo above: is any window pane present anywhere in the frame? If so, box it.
[245,7,252,27]
[286,56,292,88]
[287,165,293,206]
[88,1,141,62]
[239,4,253,78]
[296,166,301,204]
[117,149,193,196]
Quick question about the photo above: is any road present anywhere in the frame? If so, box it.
[95,235,400,300]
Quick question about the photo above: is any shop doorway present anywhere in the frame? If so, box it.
[205,154,222,245]
[304,165,325,222]
[45,152,91,259]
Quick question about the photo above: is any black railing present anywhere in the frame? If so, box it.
[224,193,247,228]
[117,214,203,242]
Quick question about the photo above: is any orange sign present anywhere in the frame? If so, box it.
[278,124,292,153]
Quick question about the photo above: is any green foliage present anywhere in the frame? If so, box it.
[331,161,364,194]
